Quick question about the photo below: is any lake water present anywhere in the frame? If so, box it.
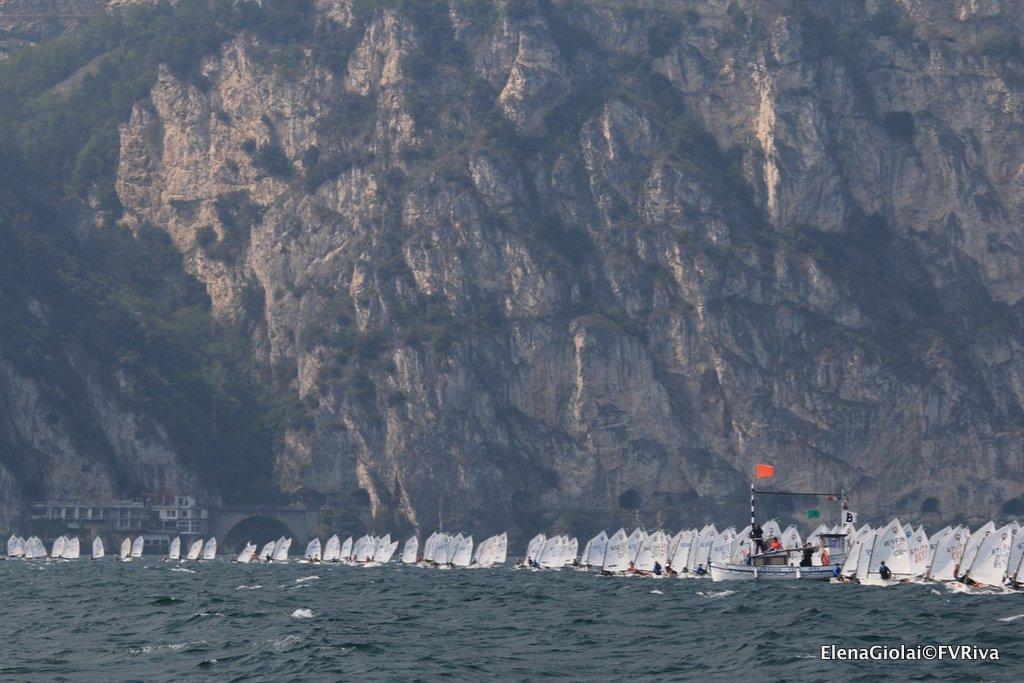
[2,559,1022,680]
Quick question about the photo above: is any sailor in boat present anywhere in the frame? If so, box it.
[664,562,677,576]
[750,522,766,554]
[652,560,663,576]
[799,542,815,567]
[879,561,892,581]
[695,563,707,576]
[768,536,782,551]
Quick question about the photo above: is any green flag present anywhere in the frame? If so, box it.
[806,509,820,518]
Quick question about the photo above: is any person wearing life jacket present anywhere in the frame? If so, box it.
[879,561,892,580]
[769,536,782,551]
[653,561,662,576]
[695,563,707,576]
[665,562,678,576]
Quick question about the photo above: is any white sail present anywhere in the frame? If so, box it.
[373,539,399,564]
[781,526,802,566]
[669,530,694,570]
[235,543,256,564]
[907,526,929,576]
[924,526,952,574]
[340,537,353,561]
[7,535,24,558]
[586,531,609,567]
[964,523,1014,585]
[273,537,292,562]
[855,529,878,580]
[258,541,276,561]
[451,535,473,567]
[422,533,438,562]
[525,533,546,563]
[868,519,911,578]
[52,536,67,559]
[166,536,180,560]
[562,537,579,566]
[842,534,865,577]
[539,536,564,569]
[120,537,132,560]
[492,532,508,565]
[626,528,646,562]
[1006,523,1024,580]
[445,534,462,564]
[730,526,752,563]
[958,521,994,577]
[602,529,630,573]
[92,537,104,559]
[634,533,656,571]
[651,531,670,568]
[63,537,80,559]
[928,526,966,580]
[709,528,736,565]
[352,535,369,562]
[304,538,322,561]
[186,539,203,561]
[131,535,144,558]
[578,538,592,567]
[202,537,217,560]
[693,525,717,571]
[433,534,450,564]
[323,535,341,562]
[401,536,419,564]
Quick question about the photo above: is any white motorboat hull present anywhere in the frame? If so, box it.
[710,562,834,581]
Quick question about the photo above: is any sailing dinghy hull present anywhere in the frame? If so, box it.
[710,562,834,581]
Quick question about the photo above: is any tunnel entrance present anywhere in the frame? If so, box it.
[223,516,296,553]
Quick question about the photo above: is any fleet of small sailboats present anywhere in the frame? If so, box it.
[5,519,1024,591]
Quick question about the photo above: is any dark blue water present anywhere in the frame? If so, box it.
[1,559,1021,680]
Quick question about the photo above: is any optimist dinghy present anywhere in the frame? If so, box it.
[323,535,341,562]
[186,539,203,561]
[92,537,105,560]
[167,536,181,561]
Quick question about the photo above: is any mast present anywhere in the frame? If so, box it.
[750,482,756,529]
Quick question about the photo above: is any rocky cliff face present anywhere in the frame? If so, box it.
[9,0,1024,534]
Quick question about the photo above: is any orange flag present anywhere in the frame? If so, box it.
[754,463,775,479]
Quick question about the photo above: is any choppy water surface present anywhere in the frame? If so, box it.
[1,559,1022,680]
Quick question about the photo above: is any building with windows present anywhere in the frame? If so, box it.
[28,495,210,551]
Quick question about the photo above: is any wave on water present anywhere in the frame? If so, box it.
[696,590,735,599]
[169,567,196,574]
[997,613,1024,622]
[290,608,315,619]
[271,635,303,653]
[125,641,207,655]
[236,584,261,590]
[295,576,320,583]
[650,589,664,595]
